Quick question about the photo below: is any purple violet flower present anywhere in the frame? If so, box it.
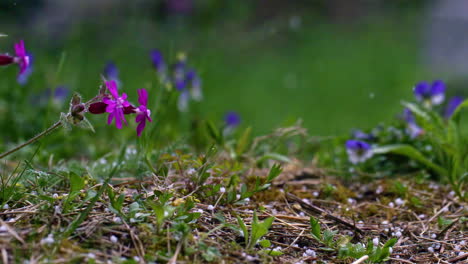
[403,108,424,138]
[17,53,33,85]
[186,69,202,101]
[172,60,187,91]
[13,40,30,76]
[351,129,375,141]
[103,61,119,82]
[225,111,241,128]
[345,140,373,164]
[444,96,464,119]
[135,88,152,136]
[102,80,131,129]
[151,50,166,73]
[413,80,445,107]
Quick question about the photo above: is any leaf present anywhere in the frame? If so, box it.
[373,144,447,176]
[266,164,282,182]
[76,117,95,132]
[236,127,252,156]
[69,172,85,193]
[0,33,7,37]
[236,216,249,245]
[309,216,322,241]
[449,98,468,121]
[256,153,292,165]
[259,239,271,248]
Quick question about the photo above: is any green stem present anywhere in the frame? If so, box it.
[0,121,62,160]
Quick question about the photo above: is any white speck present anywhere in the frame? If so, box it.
[246,255,256,261]
[369,93,375,99]
[376,186,383,194]
[418,214,426,219]
[52,193,59,199]
[130,218,136,223]
[244,198,250,203]
[427,246,434,253]
[99,158,107,164]
[459,240,466,246]
[299,212,305,217]
[133,256,140,262]
[236,194,241,200]
[441,207,449,212]
[424,145,432,151]
[347,198,356,205]
[110,235,118,243]
[384,228,389,232]
[104,208,110,212]
[459,252,465,256]
[382,221,389,225]
[303,249,316,257]
[312,191,319,197]
[113,217,122,223]
[388,202,395,208]
[388,247,393,254]
[2,204,9,209]
[195,209,204,213]
[373,237,379,246]
[220,187,226,193]
[273,246,282,251]
[430,233,436,239]
[394,198,405,206]
[301,199,310,204]
[454,245,461,251]
[87,253,96,259]
[395,231,402,238]
[207,205,214,210]
[41,234,55,245]
[449,191,456,197]
[54,205,62,214]
[186,168,196,175]
[6,218,14,223]
[0,226,7,232]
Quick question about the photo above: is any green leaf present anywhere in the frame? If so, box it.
[259,239,271,248]
[266,250,283,256]
[256,153,292,165]
[373,144,447,176]
[236,215,249,245]
[309,216,322,241]
[69,172,85,193]
[236,127,252,156]
[449,98,468,121]
[266,164,282,182]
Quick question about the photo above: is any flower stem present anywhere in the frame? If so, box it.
[0,121,62,160]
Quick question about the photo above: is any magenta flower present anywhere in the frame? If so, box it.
[135,88,152,136]
[13,40,30,75]
[102,80,131,129]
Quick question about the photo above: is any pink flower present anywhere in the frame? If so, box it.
[102,80,131,129]
[135,88,152,136]
[13,40,30,75]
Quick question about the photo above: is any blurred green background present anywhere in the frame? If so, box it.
[1,0,453,152]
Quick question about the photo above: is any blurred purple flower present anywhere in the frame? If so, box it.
[345,140,373,164]
[403,108,424,138]
[17,53,33,85]
[177,90,190,112]
[166,0,194,14]
[225,111,241,128]
[172,60,187,91]
[135,88,152,136]
[444,96,464,119]
[413,80,445,106]
[151,50,166,73]
[351,129,375,141]
[186,69,202,101]
[103,61,119,82]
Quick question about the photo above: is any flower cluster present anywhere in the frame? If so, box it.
[346,79,465,164]
[0,40,32,83]
[151,50,202,111]
[89,80,152,136]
